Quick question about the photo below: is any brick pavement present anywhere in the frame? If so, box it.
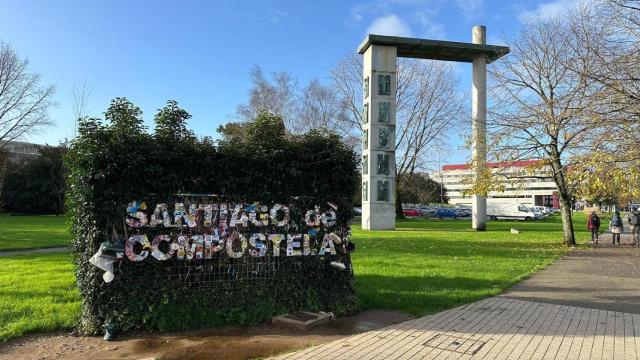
[274,247,640,359]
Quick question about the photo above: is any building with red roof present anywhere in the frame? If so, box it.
[432,159,559,208]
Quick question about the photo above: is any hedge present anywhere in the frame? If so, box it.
[65,102,359,335]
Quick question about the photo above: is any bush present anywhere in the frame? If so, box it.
[1,143,67,215]
[65,101,359,335]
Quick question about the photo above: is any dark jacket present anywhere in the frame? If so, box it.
[587,213,600,230]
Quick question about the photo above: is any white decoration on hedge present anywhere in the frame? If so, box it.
[125,234,151,261]
[270,204,290,227]
[249,233,267,257]
[287,234,303,256]
[226,232,247,258]
[151,235,174,260]
[269,234,285,256]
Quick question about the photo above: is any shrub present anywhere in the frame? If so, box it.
[65,102,358,335]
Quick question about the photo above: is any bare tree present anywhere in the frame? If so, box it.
[235,57,465,201]
[0,42,55,200]
[235,65,362,148]
[0,42,55,149]
[330,54,464,174]
[567,1,640,119]
[330,55,367,134]
[556,1,640,208]
[294,80,358,143]
[235,65,299,130]
[71,80,93,137]
[395,60,465,175]
[330,54,465,213]
[487,17,603,245]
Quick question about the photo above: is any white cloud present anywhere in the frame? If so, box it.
[456,0,483,20]
[366,15,412,37]
[413,9,446,39]
[422,22,446,39]
[518,0,578,22]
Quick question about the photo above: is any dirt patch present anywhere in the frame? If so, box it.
[0,310,413,360]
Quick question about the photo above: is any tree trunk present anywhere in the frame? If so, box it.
[549,152,576,246]
[395,177,405,219]
[559,196,576,246]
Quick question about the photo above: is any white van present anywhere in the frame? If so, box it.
[487,202,538,221]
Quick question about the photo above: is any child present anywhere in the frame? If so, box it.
[587,211,600,244]
[609,211,624,245]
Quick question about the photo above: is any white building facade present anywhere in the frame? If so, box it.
[433,160,560,208]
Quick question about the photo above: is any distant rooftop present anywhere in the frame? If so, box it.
[1,140,43,161]
[442,160,542,171]
[357,34,510,63]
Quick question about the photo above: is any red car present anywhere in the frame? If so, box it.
[403,208,422,217]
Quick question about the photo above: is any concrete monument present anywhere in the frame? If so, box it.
[358,27,509,230]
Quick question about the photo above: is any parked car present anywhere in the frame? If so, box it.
[527,207,544,220]
[454,208,471,217]
[530,206,550,215]
[435,208,458,219]
[403,208,422,217]
[418,207,436,216]
[353,207,362,215]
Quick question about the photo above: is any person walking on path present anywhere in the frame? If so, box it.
[587,211,601,244]
[610,211,624,245]
[629,207,640,246]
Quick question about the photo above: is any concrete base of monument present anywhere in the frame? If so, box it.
[361,203,396,230]
[271,311,333,331]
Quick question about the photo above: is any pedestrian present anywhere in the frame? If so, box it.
[587,211,601,244]
[629,207,640,246]
[609,211,624,245]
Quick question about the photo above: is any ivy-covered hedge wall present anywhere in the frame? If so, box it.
[66,99,359,335]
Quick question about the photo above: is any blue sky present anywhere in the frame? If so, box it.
[0,0,574,166]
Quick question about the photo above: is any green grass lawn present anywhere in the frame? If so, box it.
[0,214,70,251]
[0,212,590,341]
[0,253,80,341]
[351,213,590,316]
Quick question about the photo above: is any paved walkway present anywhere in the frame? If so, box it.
[0,246,68,257]
[274,247,640,359]
[504,247,640,314]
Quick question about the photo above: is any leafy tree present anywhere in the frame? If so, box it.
[398,173,448,205]
[571,155,640,208]
[104,97,145,135]
[218,111,286,150]
[2,142,67,214]
[216,122,249,145]
[154,100,195,141]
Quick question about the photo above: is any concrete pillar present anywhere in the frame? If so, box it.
[361,44,397,230]
[472,25,487,231]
